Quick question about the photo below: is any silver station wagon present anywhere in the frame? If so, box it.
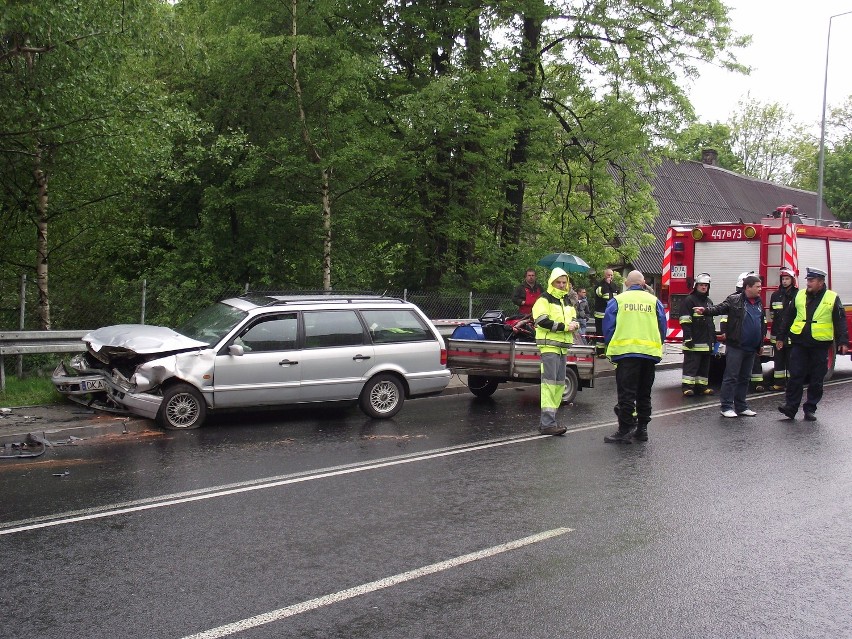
[52,295,450,429]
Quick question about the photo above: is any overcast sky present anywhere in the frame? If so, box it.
[687,1,852,133]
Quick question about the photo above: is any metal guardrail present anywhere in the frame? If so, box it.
[0,330,87,391]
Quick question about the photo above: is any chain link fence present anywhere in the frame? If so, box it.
[0,275,516,332]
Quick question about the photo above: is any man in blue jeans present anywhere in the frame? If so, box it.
[694,275,766,418]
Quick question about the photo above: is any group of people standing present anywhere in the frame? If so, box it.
[515,266,666,441]
[685,267,848,422]
[513,263,849,441]
[510,267,608,345]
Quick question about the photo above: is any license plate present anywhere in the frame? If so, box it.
[671,265,687,279]
[81,379,105,391]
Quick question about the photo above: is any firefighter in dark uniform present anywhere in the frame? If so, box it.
[769,267,798,390]
[679,272,716,396]
[777,267,849,421]
[593,268,618,358]
[721,271,766,392]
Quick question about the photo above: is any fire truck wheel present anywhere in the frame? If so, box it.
[824,342,836,382]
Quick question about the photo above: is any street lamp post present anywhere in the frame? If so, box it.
[817,9,852,225]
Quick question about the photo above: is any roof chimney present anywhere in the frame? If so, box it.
[702,149,719,166]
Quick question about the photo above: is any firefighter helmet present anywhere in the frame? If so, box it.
[779,267,796,279]
[736,271,755,289]
[693,272,711,292]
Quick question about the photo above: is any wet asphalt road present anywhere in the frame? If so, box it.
[2,361,851,639]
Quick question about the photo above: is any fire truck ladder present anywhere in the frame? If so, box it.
[762,224,786,301]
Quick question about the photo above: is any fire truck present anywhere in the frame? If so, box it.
[660,204,852,378]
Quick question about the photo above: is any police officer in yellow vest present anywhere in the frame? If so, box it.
[602,270,667,443]
[776,267,849,421]
[532,267,579,436]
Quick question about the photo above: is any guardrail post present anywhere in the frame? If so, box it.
[469,291,473,319]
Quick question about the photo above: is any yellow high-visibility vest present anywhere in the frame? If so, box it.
[790,289,837,342]
[606,289,663,358]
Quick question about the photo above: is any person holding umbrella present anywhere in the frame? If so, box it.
[532,267,580,436]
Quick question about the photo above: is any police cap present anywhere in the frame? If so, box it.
[805,267,827,279]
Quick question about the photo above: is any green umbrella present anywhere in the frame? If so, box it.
[537,252,591,273]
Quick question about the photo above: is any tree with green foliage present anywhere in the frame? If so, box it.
[668,121,743,172]
[0,0,190,328]
[727,94,810,184]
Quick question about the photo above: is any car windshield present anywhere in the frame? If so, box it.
[176,302,248,346]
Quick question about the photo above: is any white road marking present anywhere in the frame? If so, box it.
[3,376,849,536]
[0,435,540,536]
[179,527,573,639]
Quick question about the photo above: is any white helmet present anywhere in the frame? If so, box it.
[695,273,711,285]
[779,267,796,280]
[736,271,755,289]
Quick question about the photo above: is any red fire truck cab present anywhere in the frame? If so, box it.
[660,205,852,378]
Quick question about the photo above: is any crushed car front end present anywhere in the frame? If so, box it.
[101,350,216,420]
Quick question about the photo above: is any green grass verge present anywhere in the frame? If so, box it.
[0,376,64,408]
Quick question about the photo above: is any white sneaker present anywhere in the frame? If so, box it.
[739,409,757,416]
[720,409,738,418]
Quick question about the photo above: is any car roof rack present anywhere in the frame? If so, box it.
[239,291,405,306]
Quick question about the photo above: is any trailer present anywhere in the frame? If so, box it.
[445,338,595,403]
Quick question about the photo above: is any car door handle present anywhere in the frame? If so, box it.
[353,355,372,361]
[279,359,298,366]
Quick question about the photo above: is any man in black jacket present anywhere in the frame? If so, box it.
[593,268,618,357]
[679,273,716,397]
[769,267,798,390]
[721,271,766,392]
[776,267,849,421]
[695,275,766,418]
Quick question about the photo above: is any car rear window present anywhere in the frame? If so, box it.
[361,309,436,344]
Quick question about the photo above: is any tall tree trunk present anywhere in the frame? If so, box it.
[34,144,51,330]
[422,10,456,289]
[290,0,332,290]
[502,12,543,249]
[457,5,484,276]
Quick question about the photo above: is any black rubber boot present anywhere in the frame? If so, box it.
[604,427,635,443]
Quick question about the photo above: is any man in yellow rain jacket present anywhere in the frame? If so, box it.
[532,268,579,436]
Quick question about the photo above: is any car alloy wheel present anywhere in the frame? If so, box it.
[159,383,207,430]
[359,373,404,419]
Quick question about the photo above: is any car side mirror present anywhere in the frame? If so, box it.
[228,344,244,356]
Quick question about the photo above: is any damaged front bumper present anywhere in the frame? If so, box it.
[102,370,163,420]
[104,385,162,420]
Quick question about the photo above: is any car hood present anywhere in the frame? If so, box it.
[84,324,209,360]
